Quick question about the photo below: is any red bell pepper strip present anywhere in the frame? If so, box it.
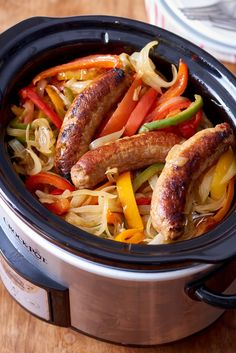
[136,197,151,205]
[21,87,62,129]
[33,54,121,84]
[25,172,75,193]
[124,87,158,136]
[145,96,190,123]
[46,199,70,216]
[139,95,203,133]
[50,188,64,195]
[178,109,203,138]
[157,60,188,106]
[99,77,142,137]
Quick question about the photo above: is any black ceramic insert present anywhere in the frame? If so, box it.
[0,16,236,269]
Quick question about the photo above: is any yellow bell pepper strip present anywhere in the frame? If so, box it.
[133,163,164,192]
[32,54,121,84]
[21,87,62,129]
[196,178,235,236]
[210,147,236,200]
[139,95,203,133]
[45,86,65,118]
[115,228,145,244]
[25,171,75,193]
[157,59,188,106]
[57,68,103,81]
[116,171,143,229]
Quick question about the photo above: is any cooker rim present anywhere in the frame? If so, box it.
[0,15,236,270]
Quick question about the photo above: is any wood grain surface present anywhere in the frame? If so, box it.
[0,1,236,353]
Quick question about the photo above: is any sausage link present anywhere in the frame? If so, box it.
[55,68,130,177]
[150,123,235,241]
[71,131,183,189]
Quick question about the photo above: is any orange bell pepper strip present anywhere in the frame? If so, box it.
[33,54,121,84]
[98,77,142,137]
[46,198,70,216]
[157,59,188,106]
[25,172,75,193]
[115,228,145,244]
[81,181,114,206]
[106,209,123,225]
[21,87,62,129]
[116,171,143,229]
[196,178,235,236]
[124,87,158,136]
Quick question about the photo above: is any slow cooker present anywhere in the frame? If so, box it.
[0,16,236,346]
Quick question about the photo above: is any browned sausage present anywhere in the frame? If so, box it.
[150,123,235,241]
[55,68,130,177]
[71,131,183,189]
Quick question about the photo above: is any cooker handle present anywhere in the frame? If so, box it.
[186,261,236,309]
[191,286,236,309]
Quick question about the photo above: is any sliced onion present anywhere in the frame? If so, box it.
[130,41,177,93]
[41,155,55,171]
[26,148,42,175]
[89,126,125,150]
[105,167,119,182]
[119,52,131,70]
[148,174,158,190]
[65,79,91,94]
[133,85,142,101]
[6,127,26,139]
[49,84,71,108]
[194,194,225,213]
[198,165,215,203]
[148,233,165,245]
[30,118,56,154]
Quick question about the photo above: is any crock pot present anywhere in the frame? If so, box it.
[0,16,236,346]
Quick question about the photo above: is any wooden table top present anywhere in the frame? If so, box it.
[0,1,236,352]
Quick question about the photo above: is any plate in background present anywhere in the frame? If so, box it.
[145,0,236,63]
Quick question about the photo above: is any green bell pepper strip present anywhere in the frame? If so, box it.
[10,117,27,129]
[133,163,164,192]
[139,94,203,133]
